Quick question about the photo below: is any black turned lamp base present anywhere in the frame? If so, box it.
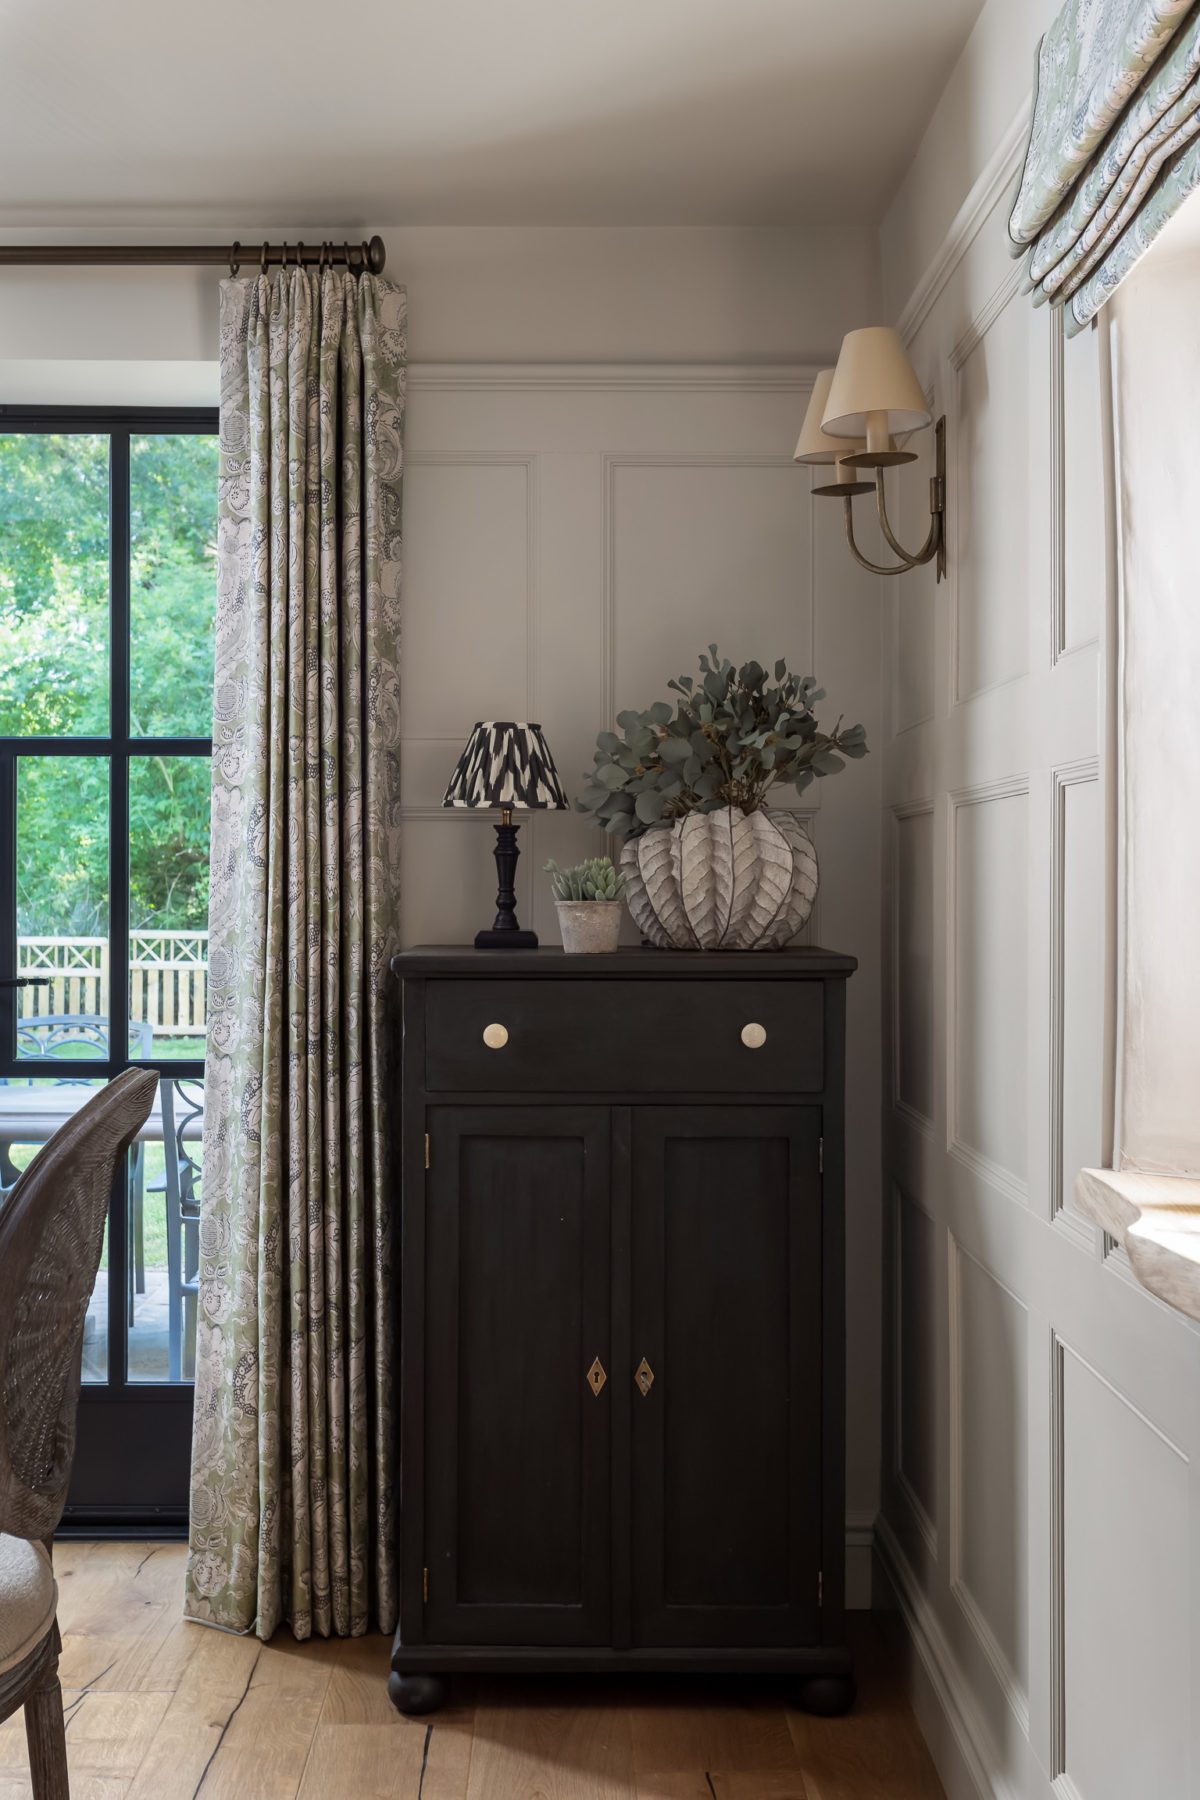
[475,926,538,949]
[474,810,541,948]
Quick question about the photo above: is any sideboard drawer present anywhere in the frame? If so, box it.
[423,978,824,1094]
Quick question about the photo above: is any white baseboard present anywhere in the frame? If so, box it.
[874,1513,1020,1800]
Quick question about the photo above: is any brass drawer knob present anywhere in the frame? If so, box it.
[741,1022,767,1049]
[482,1022,509,1049]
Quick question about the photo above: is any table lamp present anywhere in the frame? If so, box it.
[442,721,570,948]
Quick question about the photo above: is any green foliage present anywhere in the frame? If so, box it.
[544,856,628,902]
[576,647,869,840]
[0,432,218,933]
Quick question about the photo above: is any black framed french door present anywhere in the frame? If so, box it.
[0,406,218,1528]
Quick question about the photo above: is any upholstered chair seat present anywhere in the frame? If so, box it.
[0,1536,56,1675]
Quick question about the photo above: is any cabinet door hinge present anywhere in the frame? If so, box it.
[818,1569,823,1607]
[425,1133,430,1170]
[423,1566,429,1604]
[819,1136,824,1175]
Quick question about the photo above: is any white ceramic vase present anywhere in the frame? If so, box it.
[554,899,624,953]
[619,806,817,950]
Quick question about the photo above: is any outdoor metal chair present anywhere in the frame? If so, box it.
[158,1078,203,1383]
[0,1068,158,1799]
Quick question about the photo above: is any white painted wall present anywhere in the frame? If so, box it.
[0,221,886,1599]
[877,2,1200,1795]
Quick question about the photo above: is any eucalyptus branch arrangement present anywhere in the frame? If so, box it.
[577,647,868,840]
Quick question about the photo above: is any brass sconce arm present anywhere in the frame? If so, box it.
[833,415,947,583]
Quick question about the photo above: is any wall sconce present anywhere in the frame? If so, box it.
[795,327,946,582]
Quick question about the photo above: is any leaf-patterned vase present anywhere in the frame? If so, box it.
[619,807,818,950]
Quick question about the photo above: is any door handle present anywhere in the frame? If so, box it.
[635,1356,655,1397]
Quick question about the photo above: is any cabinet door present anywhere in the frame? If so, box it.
[630,1106,822,1647]
[424,1106,612,1645]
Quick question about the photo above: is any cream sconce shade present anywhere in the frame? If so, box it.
[792,369,873,498]
[799,328,947,581]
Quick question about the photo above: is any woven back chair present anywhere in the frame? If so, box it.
[0,1068,158,1799]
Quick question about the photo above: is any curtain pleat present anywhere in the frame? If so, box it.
[1009,0,1200,332]
[185,268,405,1641]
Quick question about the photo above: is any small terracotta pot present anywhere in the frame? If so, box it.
[554,899,623,953]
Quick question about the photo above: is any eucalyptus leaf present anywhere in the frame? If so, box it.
[573,645,868,838]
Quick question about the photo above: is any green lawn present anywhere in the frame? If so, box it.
[6,1137,199,1272]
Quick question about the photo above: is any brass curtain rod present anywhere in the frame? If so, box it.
[0,234,386,274]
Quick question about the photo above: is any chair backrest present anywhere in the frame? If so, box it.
[0,1068,158,1541]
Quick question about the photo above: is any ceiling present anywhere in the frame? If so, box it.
[0,0,985,229]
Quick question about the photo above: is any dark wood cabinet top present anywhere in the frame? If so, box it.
[393,945,857,980]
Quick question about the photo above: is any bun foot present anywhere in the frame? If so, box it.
[797,1673,856,1716]
[388,1671,447,1716]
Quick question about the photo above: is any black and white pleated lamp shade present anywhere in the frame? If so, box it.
[442,721,569,810]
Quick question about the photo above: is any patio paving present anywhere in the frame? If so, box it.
[83,1267,193,1384]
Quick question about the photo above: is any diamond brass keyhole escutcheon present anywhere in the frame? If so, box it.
[482,1022,508,1049]
[586,1357,607,1396]
[635,1357,655,1397]
[741,1022,767,1049]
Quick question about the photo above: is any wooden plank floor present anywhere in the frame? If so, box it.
[0,1543,945,1799]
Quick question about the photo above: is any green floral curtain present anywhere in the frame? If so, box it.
[184,268,405,1641]
[1009,0,1200,333]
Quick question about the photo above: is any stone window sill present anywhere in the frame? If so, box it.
[1076,1167,1200,1324]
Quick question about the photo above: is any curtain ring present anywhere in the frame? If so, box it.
[229,241,241,277]
[260,241,269,275]
[343,240,350,270]
[296,240,304,269]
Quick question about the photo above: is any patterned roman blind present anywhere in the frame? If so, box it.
[1010,0,1200,333]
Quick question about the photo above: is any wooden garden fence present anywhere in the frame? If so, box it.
[17,933,208,1039]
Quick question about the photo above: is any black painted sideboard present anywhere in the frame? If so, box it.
[388,944,857,1716]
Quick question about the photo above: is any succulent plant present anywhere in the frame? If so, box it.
[544,856,627,903]
[576,646,868,840]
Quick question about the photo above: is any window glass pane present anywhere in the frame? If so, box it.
[17,755,109,1059]
[0,1077,108,1383]
[126,1075,203,1384]
[0,434,110,736]
[129,434,218,738]
[128,756,209,1059]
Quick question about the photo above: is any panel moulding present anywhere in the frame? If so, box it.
[890,798,936,1139]
[948,266,1028,713]
[892,1184,939,1560]
[1049,758,1101,1251]
[1049,1330,1189,1790]
[405,452,539,722]
[947,1234,1030,1735]
[600,450,819,811]
[946,776,1031,1206]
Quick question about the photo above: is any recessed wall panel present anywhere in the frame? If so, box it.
[896,807,934,1124]
[898,1190,938,1540]
[403,459,530,741]
[955,1247,1027,1702]
[1062,320,1105,652]
[955,298,1030,701]
[953,789,1028,1189]
[610,462,812,704]
[1062,1348,1189,1800]
[1060,775,1103,1202]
